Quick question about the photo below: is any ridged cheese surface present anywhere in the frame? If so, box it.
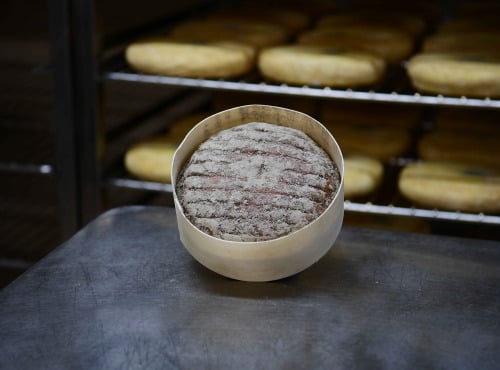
[176,122,340,242]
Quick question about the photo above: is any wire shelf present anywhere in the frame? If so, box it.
[0,162,53,175]
[105,175,500,226]
[102,70,500,109]
[344,201,500,225]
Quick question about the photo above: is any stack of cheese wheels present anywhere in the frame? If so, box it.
[258,45,386,87]
[126,15,289,79]
[407,1,500,98]
[399,105,500,213]
[298,9,425,65]
[124,112,208,183]
[398,161,500,213]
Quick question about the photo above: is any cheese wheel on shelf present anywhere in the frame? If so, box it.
[258,45,386,87]
[126,38,256,78]
[398,161,500,213]
[406,53,500,98]
[344,156,384,199]
[124,135,177,183]
[124,112,209,183]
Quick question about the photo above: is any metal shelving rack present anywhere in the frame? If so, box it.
[103,71,500,109]
[0,9,64,276]
[0,69,56,179]
[49,0,500,236]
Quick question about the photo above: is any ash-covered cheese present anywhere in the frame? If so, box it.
[175,122,340,241]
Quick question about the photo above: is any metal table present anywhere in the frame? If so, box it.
[1,206,499,370]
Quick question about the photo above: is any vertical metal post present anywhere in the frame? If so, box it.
[48,0,81,239]
[71,0,104,227]
[49,0,103,238]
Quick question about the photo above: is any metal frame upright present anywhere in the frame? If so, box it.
[48,0,103,238]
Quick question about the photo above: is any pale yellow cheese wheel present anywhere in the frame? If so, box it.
[344,156,383,199]
[258,45,385,87]
[124,112,210,182]
[126,39,256,78]
[407,53,500,98]
[125,135,177,183]
[399,161,500,213]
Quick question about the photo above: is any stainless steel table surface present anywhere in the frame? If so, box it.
[0,206,499,370]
